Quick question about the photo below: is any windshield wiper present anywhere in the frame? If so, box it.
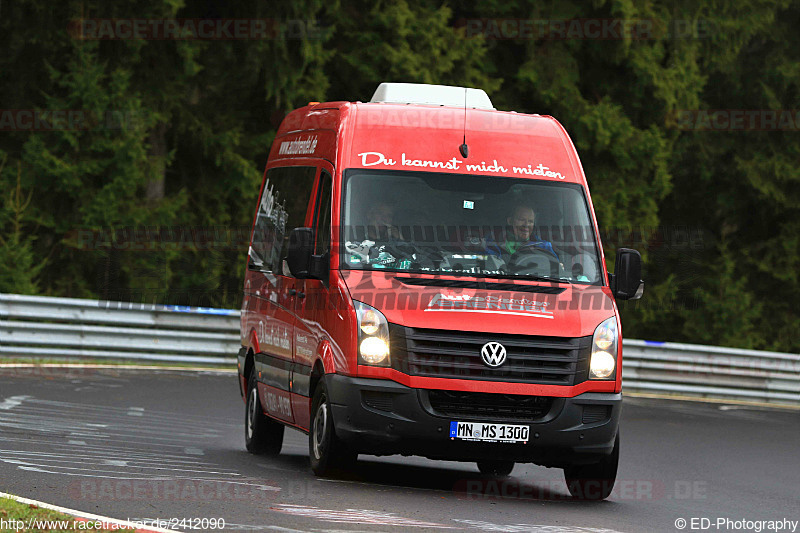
[481,273,571,284]
[392,269,572,284]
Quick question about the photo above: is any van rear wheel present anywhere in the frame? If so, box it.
[477,460,514,477]
[563,431,619,500]
[245,372,284,455]
[309,380,357,476]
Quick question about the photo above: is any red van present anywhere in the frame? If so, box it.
[237,83,643,500]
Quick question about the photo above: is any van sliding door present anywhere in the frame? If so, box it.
[247,164,316,425]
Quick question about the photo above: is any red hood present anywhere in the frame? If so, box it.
[339,270,616,338]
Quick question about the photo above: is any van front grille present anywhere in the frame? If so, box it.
[389,325,591,385]
[426,389,554,422]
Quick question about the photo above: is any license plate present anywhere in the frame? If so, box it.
[449,421,529,443]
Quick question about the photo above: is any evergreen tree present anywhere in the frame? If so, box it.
[0,0,798,351]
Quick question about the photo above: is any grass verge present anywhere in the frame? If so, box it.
[0,493,132,532]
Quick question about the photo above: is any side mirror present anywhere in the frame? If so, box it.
[286,227,329,281]
[287,227,314,278]
[612,248,644,300]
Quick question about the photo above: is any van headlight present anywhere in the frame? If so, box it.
[354,300,390,366]
[589,317,618,380]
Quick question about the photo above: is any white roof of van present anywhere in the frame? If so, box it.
[370,83,495,110]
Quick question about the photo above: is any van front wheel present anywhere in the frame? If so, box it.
[309,380,357,476]
[245,372,284,455]
[563,431,619,500]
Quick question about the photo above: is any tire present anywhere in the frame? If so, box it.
[477,460,515,477]
[245,371,284,455]
[309,379,357,476]
[564,431,619,501]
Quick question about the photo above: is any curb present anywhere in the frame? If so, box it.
[0,491,178,532]
[626,391,800,411]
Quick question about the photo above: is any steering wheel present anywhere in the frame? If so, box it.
[507,246,563,278]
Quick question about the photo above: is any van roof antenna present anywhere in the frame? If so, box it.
[459,88,469,158]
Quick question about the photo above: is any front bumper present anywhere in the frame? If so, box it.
[326,374,621,468]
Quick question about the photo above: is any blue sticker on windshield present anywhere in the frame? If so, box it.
[463,200,474,209]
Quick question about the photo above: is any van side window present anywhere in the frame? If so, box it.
[251,166,316,272]
[314,170,333,256]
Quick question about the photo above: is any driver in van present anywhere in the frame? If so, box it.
[485,204,560,265]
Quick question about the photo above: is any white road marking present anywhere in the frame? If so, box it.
[8,457,241,476]
[0,395,31,410]
[0,412,221,442]
[13,397,236,426]
[717,404,780,412]
[0,435,210,458]
[454,520,625,533]
[145,523,306,532]
[0,395,243,484]
[14,464,279,488]
[0,448,218,465]
[270,504,455,528]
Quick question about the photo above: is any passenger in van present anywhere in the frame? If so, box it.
[485,204,560,264]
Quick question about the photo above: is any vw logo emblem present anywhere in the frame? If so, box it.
[481,342,507,367]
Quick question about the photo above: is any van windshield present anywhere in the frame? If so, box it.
[341,169,603,284]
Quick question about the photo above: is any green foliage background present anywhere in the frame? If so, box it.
[1,0,798,352]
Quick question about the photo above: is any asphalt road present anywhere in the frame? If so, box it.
[0,367,797,533]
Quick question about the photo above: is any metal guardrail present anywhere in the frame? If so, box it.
[0,293,239,365]
[1,293,798,405]
[622,340,800,405]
